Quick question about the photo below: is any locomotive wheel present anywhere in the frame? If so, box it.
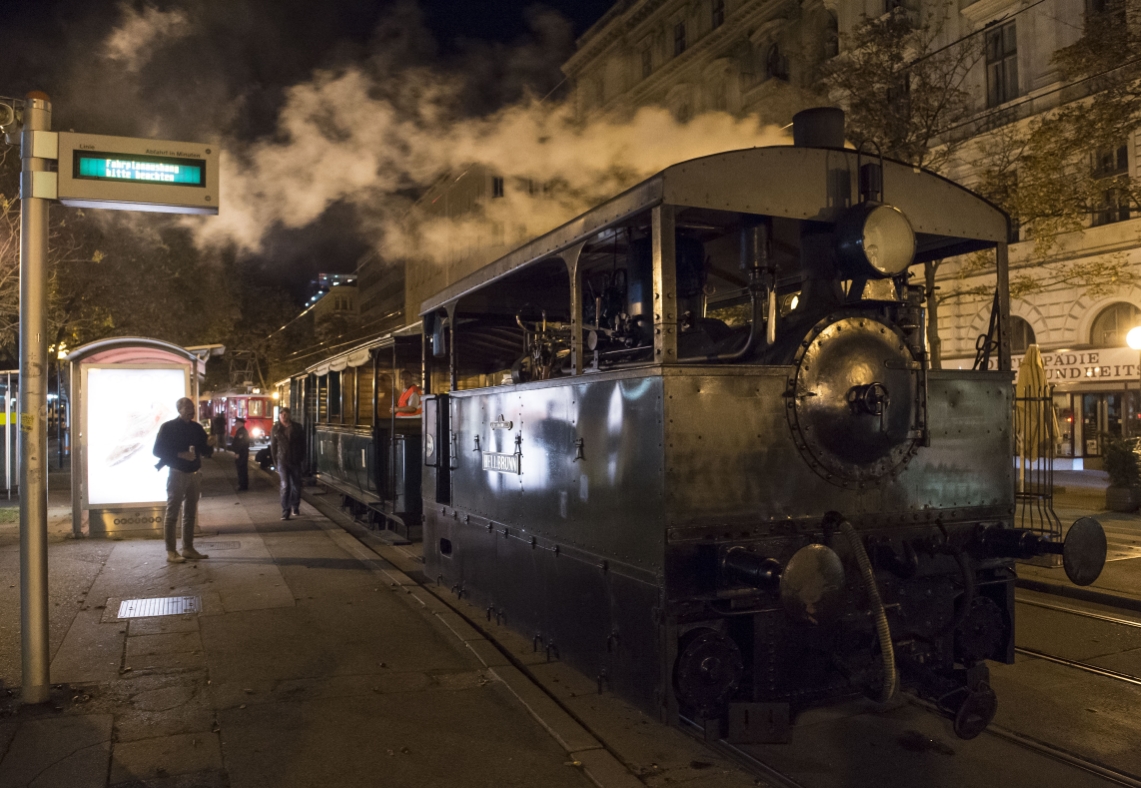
[673,628,744,716]
[952,681,998,740]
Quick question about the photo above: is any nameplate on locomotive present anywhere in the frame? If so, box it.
[482,451,520,474]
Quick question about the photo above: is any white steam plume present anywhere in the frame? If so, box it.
[103,4,192,73]
[195,66,791,265]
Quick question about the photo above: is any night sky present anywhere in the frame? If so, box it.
[0,0,615,294]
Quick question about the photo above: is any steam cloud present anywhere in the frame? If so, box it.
[72,2,791,272]
[195,68,789,266]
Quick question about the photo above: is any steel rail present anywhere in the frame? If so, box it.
[676,716,806,788]
[907,696,1141,788]
[1015,596,1141,629]
[985,724,1141,788]
[1015,647,1141,686]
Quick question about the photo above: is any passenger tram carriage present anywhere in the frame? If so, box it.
[201,392,275,446]
[286,108,1106,743]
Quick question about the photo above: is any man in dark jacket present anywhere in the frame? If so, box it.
[270,407,305,520]
[153,397,214,563]
[231,417,250,491]
[210,411,227,454]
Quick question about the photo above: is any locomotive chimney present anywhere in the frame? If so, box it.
[792,107,845,149]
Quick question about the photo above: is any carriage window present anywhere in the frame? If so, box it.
[329,371,342,421]
[357,366,374,427]
[248,399,265,418]
[342,369,355,426]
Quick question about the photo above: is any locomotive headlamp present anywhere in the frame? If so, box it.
[835,203,916,279]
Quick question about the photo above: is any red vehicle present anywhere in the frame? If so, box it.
[203,392,274,445]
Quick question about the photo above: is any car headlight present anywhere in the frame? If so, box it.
[251,428,263,438]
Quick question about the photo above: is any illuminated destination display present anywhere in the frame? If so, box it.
[74,152,205,187]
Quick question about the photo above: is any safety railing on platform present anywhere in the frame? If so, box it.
[1014,384,1062,540]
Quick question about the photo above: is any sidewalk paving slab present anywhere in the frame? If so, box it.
[0,458,607,788]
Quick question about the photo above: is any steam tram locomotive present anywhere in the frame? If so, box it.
[413,108,1107,742]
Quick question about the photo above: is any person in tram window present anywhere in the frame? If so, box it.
[231,416,250,491]
[153,397,213,563]
[271,407,306,520]
[394,369,422,418]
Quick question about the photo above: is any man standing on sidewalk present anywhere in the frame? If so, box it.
[232,416,250,491]
[153,397,213,563]
[271,407,305,520]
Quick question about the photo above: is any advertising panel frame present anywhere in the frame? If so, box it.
[79,362,190,511]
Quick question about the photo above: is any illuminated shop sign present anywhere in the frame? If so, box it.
[75,152,205,187]
[951,347,1141,383]
[85,366,188,506]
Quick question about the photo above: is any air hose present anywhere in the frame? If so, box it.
[840,519,897,703]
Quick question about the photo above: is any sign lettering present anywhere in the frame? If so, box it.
[482,451,521,474]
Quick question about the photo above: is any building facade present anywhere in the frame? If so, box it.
[562,0,1139,468]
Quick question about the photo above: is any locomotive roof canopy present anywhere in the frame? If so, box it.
[420,145,1009,316]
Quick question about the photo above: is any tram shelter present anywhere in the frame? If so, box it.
[68,337,204,537]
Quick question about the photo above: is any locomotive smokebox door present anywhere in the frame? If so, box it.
[787,314,922,486]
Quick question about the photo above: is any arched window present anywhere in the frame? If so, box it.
[1010,316,1036,354]
[1090,302,1141,347]
[766,44,789,81]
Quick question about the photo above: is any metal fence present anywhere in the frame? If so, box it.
[1014,384,1062,540]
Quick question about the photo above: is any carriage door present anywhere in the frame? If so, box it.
[423,394,451,505]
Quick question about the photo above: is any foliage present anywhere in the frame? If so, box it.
[973,1,1141,257]
[1102,434,1141,489]
[823,3,982,367]
[823,3,982,172]
[0,145,302,387]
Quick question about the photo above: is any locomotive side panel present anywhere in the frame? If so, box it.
[660,369,1013,528]
[448,373,668,570]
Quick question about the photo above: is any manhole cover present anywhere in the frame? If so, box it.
[117,596,200,619]
[196,541,241,550]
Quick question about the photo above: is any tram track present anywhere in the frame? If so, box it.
[330,510,1141,788]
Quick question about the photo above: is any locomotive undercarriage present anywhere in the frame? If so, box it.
[668,519,1017,742]
[427,492,1033,744]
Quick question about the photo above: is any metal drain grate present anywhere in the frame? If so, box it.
[117,596,200,619]
[196,541,241,550]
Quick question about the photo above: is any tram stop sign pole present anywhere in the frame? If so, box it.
[15,91,219,703]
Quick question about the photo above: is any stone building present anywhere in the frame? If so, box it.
[561,0,1139,467]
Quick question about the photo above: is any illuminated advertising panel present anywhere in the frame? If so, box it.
[85,366,187,506]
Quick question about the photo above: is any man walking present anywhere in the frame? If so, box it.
[232,416,250,491]
[153,397,213,563]
[271,407,305,520]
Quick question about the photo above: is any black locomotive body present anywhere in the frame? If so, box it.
[417,109,1104,741]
